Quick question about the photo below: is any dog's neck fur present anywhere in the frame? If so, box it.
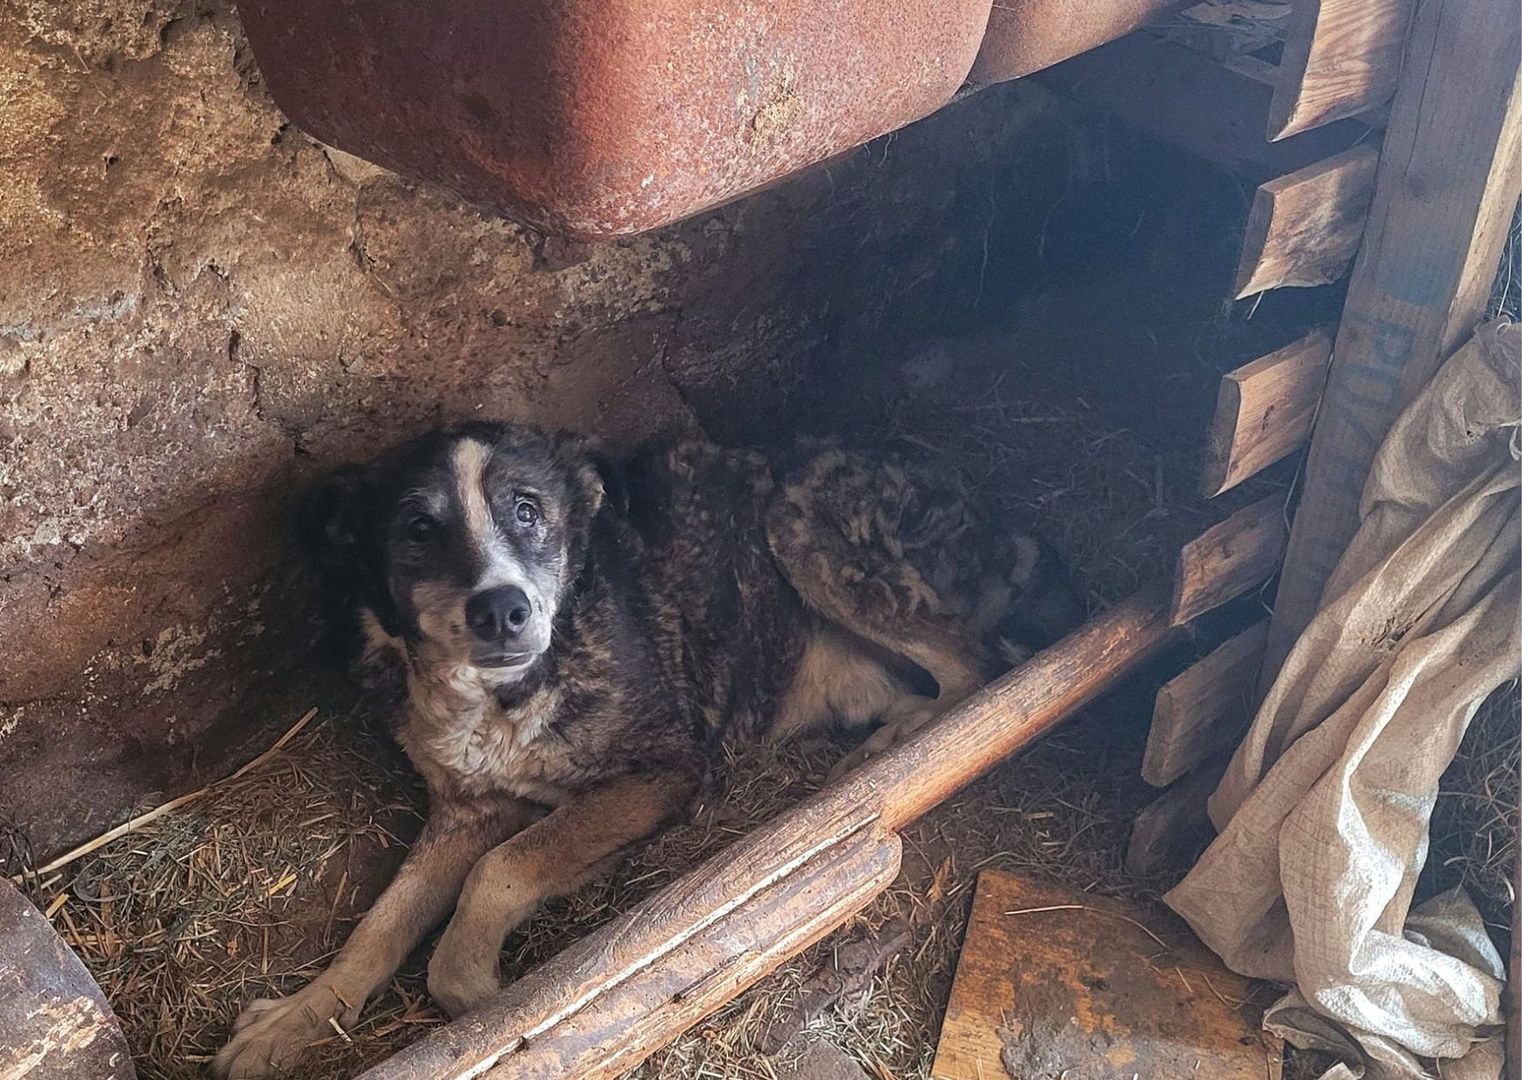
[366,536,607,802]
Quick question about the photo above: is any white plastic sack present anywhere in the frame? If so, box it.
[1165,320,1520,1079]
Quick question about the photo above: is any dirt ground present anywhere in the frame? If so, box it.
[14,144,1515,1080]
[18,272,1304,1078]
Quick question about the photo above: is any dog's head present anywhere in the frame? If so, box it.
[304,423,606,686]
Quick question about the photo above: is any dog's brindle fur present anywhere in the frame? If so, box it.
[212,423,1078,1079]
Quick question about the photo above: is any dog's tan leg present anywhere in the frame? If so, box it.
[426,771,694,1018]
[212,800,536,1080]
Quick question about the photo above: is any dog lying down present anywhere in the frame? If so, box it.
[213,423,1079,1078]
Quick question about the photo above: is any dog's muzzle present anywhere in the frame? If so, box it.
[465,585,535,666]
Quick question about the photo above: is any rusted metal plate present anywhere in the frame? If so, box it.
[236,0,992,238]
[969,0,1188,85]
[0,879,135,1079]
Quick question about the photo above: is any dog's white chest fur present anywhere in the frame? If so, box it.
[400,665,563,802]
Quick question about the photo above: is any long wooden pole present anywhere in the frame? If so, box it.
[362,584,1178,1080]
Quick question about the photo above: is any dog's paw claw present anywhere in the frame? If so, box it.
[428,951,500,1020]
[213,985,356,1080]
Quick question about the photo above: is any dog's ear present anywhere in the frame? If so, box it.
[299,464,373,568]
[555,433,622,524]
[298,465,404,637]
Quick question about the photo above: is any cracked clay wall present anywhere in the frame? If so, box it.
[0,1,1067,855]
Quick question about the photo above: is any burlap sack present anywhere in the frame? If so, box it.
[1165,320,1520,1079]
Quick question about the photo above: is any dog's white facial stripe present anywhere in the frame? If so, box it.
[450,441,499,574]
[453,438,525,589]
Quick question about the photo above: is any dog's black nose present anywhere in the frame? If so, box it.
[466,585,533,641]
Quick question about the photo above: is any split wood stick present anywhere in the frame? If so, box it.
[1171,495,1287,626]
[361,586,1178,1080]
[1202,330,1332,498]
[1269,0,1415,140]
[1143,620,1268,787]
[1233,143,1379,299]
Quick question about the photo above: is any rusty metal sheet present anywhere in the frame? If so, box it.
[0,879,135,1080]
[235,0,992,238]
[969,0,1189,85]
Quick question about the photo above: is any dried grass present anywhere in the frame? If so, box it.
[15,314,1515,1080]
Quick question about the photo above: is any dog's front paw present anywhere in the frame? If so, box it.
[427,939,501,1019]
[212,983,359,1079]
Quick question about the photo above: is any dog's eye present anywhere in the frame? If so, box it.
[514,499,540,526]
[406,514,438,542]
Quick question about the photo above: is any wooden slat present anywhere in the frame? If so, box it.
[1263,0,1522,683]
[1125,755,1227,877]
[930,871,1274,1080]
[1039,34,1374,181]
[1171,494,1288,625]
[1203,329,1332,497]
[1269,0,1415,140]
[1234,143,1380,298]
[1143,620,1268,787]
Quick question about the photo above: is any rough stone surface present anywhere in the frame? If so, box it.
[0,0,1068,855]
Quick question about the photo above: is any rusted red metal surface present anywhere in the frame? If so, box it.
[969,0,1189,85]
[0,879,135,1079]
[236,0,992,238]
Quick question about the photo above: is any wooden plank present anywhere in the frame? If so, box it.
[1171,494,1288,625]
[1234,143,1380,298]
[1203,329,1333,497]
[930,870,1275,1080]
[1269,0,1415,140]
[1143,620,1268,787]
[1263,0,1522,683]
[1038,33,1374,181]
[1125,756,1228,877]
[359,588,1183,1080]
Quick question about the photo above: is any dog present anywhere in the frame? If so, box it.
[212,423,1079,1079]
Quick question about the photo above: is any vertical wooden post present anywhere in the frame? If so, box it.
[1261,0,1522,682]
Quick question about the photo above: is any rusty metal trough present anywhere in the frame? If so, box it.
[235,0,1185,238]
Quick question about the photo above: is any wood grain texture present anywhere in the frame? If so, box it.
[1263,0,1522,685]
[360,588,1182,1080]
[1203,330,1333,497]
[930,870,1275,1080]
[1039,34,1373,181]
[1125,756,1229,878]
[1234,144,1380,298]
[1171,494,1288,626]
[1143,620,1268,787]
[1270,0,1415,140]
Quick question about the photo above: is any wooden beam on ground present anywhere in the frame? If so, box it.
[1171,494,1287,626]
[1143,620,1268,787]
[1270,0,1416,140]
[1263,0,1522,684]
[1234,144,1380,298]
[1203,330,1333,497]
[930,871,1274,1079]
[1038,33,1374,181]
[360,587,1182,1080]
[1125,755,1228,878]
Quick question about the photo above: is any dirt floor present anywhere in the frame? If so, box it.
[11,164,1517,1080]
[12,278,1303,1078]
[14,306,1516,1077]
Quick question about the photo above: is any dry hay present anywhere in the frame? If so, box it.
[13,318,1512,1080]
[1428,681,1520,936]
[8,318,1270,1078]
[12,713,430,1079]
